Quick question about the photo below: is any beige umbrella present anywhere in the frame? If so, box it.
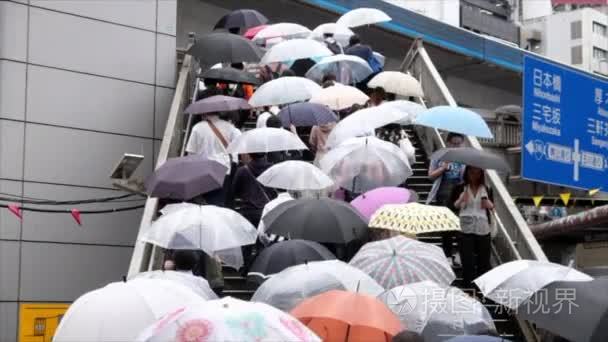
[369,203,460,236]
[309,84,369,111]
[367,71,424,98]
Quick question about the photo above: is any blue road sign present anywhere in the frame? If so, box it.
[522,55,608,190]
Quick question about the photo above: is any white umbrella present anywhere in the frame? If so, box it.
[159,202,198,215]
[257,160,334,191]
[227,127,308,154]
[373,51,386,67]
[336,8,392,28]
[54,279,205,342]
[379,281,496,342]
[319,136,413,193]
[253,22,311,43]
[310,23,354,46]
[251,260,384,311]
[308,83,369,111]
[249,76,321,107]
[368,71,424,97]
[261,38,333,64]
[139,205,257,269]
[305,54,373,84]
[130,270,218,300]
[382,100,425,125]
[137,297,321,342]
[474,260,593,309]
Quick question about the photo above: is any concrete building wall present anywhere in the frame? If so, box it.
[0,0,176,339]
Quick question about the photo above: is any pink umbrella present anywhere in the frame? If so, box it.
[350,187,415,220]
[244,25,269,39]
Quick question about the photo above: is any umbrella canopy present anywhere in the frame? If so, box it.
[253,22,311,43]
[349,236,456,289]
[249,76,321,107]
[201,67,260,85]
[309,83,369,110]
[306,54,373,84]
[336,8,392,28]
[431,147,510,172]
[185,95,252,115]
[257,160,334,191]
[139,205,257,269]
[310,23,354,46]
[380,281,496,342]
[188,32,263,65]
[213,9,268,31]
[277,102,338,127]
[446,336,504,342]
[261,39,333,64]
[367,71,424,97]
[248,240,336,283]
[226,127,308,154]
[516,278,608,342]
[474,260,592,310]
[319,136,413,193]
[369,203,461,236]
[145,155,227,200]
[382,100,425,125]
[415,106,494,139]
[264,198,368,243]
[350,187,415,221]
[291,290,402,342]
[252,260,384,311]
[137,297,321,342]
[53,279,205,342]
[130,270,218,300]
[244,24,268,39]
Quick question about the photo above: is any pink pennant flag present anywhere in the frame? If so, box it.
[71,209,82,226]
[8,204,22,220]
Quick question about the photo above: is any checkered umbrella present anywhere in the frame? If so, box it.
[349,236,455,289]
[369,203,460,236]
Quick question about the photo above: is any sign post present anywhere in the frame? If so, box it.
[522,54,608,190]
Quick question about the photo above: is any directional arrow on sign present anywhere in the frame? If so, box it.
[525,140,535,155]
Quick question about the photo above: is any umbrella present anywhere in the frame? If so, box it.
[336,8,392,28]
[382,100,425,125]
[185,95,251,115]
[516,278,608,342]
[495,104,521,116]
[264,198,368,243]
[213,9,268,31]
[253,23,311,43]
[415,106,494,139]
[349,236,456,289]
[277,102,338,127]
[244,24,268,39]
[431,147,510,172]
[139,205,257,269]
[201,67,260,85]
[310,23,354,46]
[159,202,199,216]
[319,137,413,193]
[350,187,415,221]
[257,160,334,191]
[249,76,321,107]
[291,290,402,342]
[473,260,592,310]
[261,39,333,64]
[247,240,336,283]
[309,83,369,110]
[130,270,218,300]
[137,297,321,342]
[290,58,317,77]
[226,127,308,154]
[145,155,227,200]
[53,279,205,342]
[252,260,384,311]
[306,54,373,84]
[367,71,424,97]
[369,203,461,236]
[446,336,504,342]
[380,281,496,342]
[188,32,263,65]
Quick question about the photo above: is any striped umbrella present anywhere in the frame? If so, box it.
[349,236,455,289]
[369,203,460,236]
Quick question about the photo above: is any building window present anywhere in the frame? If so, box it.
[593,22,607,37]
[571,20,582,39]
[572,45,583,64]
[593,47,608,61]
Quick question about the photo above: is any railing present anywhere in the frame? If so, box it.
[402,39,547,342]
[478,119,521,147]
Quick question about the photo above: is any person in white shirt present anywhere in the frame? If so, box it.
[185,114,241,171]
[255,106,279,128]
[257,191,294,246]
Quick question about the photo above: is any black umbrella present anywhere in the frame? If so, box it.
[247,240,336,284]
[264,198,368,243]
[214,9,268,31]
[184,95,251,115]
[430,147,510,172]
[201,67,260,85]
[291,58,317,77]
[187,32,263,65]
[517,278,608,342]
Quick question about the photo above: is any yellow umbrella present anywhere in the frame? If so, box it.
[369,203,460,235]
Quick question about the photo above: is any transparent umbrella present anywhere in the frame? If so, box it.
[309,83,369,111]
[249,76,321,107]
[309,23,354,46]
[226,127,308,154]
[261,38,333,64]
[336,8,392,28]
[257,160,334,191]
[306,54,373,84]
[130,270,218,300]
[253,22,311,45]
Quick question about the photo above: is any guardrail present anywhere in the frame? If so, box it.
[478,119,521,147]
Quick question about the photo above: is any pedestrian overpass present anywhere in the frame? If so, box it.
[126,0,583,340]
